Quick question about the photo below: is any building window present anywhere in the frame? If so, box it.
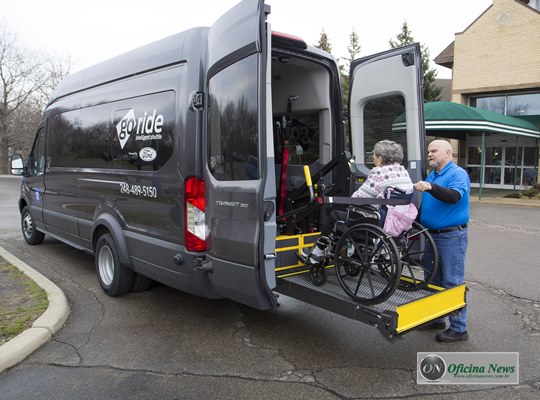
[467,145,538,188]
[471,92,540,116]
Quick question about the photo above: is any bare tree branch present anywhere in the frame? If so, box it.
[0,22,72,173]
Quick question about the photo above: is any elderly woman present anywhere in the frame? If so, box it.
[352,139,413,198]
[304,140,414,263]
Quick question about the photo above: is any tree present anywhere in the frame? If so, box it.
[341,29,362,110]
[0,24,71,174]
[315,29,332,54]
[389,21,442,102]
[346,29,362,69]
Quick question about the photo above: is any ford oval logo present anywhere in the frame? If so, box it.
[139,147,157,162]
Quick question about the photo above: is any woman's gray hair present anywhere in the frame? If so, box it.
[373,140,404,165]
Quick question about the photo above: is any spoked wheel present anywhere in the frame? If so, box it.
[334,223,401,305]
[395,221,438,291]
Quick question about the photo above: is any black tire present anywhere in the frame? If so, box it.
[130,273,153,292]
[309,262,327,286]
[21,206,45,245]
[396,221,439,291]
[95,234,133,296]
[335,223,401,305]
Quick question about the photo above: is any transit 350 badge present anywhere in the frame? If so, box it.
[139,147,157,162]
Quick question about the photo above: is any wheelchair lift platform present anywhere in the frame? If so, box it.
[274,233,467,342]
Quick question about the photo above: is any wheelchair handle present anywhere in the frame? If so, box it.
[385,186,406,195]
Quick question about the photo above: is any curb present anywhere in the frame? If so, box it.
[470,197,540,207]
[0,246,70,374]
[0,175,23,179]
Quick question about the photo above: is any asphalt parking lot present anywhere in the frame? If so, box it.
[1,176,539,399]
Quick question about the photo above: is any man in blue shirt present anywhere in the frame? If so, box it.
[415,140,470,342]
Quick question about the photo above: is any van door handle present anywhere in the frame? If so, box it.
[264,201,274,221]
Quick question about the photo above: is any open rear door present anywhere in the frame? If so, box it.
[349,44,426,186]
[204,0,277,310]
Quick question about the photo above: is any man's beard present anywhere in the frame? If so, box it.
[429,160,439,169]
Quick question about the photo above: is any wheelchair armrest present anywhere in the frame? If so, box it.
[323,196,411,206]
[347,205,381,221]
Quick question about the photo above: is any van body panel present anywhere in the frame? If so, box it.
[349,44,426,192]
[206,0,263,74]
[204,0,276,310]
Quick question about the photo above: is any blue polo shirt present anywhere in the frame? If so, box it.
[420,161,470,230]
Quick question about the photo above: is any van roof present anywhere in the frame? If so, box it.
[49,27,335,106]
[49,28,207,105]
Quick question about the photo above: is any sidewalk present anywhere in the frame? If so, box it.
[0,246,70,373]
[469,187,540,208]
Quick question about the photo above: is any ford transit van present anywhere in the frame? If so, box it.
[12,0,465,340]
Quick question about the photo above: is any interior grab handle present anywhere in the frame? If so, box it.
[303,165,314,203]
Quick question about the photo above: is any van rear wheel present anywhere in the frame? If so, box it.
[21,206,45,245]
[95,234,133,296]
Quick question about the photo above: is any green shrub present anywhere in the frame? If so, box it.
[504,192,522,199]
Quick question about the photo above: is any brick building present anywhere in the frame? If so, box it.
[435,0,540,189]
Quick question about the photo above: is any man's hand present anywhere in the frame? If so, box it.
[415,181,432,192]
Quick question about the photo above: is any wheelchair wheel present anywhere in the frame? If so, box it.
[395,221,438,291]
[309,260,328,286]
[334,223,401,305]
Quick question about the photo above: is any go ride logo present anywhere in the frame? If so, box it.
[116,108,164,149]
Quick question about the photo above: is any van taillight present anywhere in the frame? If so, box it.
[272,31,308,50]
[185,176,206,251]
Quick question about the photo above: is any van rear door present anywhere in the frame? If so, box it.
[348,43,426,185]
[204,0,277,310]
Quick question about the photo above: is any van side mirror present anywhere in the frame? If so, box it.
[11,154,25,176]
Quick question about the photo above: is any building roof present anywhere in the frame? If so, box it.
[393,101,540,138]
[434,42,454,69]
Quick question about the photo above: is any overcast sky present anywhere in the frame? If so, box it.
[1,0,493,79]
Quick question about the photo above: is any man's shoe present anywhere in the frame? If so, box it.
[420,321,446,330]
[436,329,468,342]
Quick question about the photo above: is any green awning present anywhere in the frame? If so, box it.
[393,101,540,138]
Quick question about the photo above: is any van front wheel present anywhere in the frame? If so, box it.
[21,206,45,245]
[95,234,133,296]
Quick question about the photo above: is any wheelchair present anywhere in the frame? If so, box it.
[295,186,439,305]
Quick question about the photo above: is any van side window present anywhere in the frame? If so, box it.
[207,54,259,180]
[48,110,78,167]
[112,91,175,171]
[363,95,407,167]
[28,127,46,175]
[47,91,175,171]
[78,104,113,168]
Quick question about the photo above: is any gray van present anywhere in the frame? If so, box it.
[12,0,465,340]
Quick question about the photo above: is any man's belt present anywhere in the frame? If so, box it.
[428,224,468,234]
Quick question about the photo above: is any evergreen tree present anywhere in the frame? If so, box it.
[315,29,332,53]
[389,22,442,102]
[346,28,361,69]
[341,29,362,111]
